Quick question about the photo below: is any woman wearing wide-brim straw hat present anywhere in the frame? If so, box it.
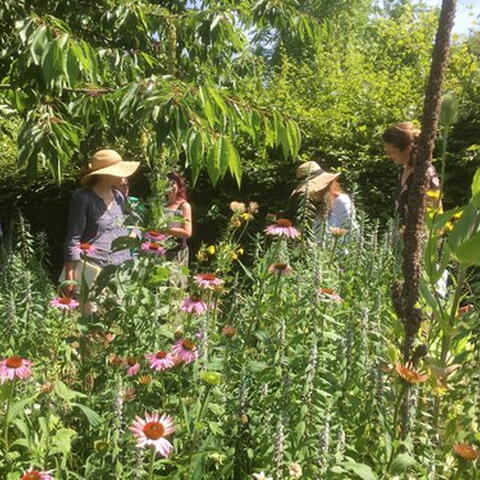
[291,160,357,242]
[61,149,140,293]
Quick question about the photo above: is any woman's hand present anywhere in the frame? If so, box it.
[63,262,76,296]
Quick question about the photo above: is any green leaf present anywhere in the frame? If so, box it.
[206,137,222,186]
[343,459,378,480]
[54,380,84,402]
[72,403,103,427]
[295,420,306,440]
[190,131,205,185]
[448,203,479,252]
[30,25,49,65]
[41,34,69,87]
[471,168,480,199]
[390,452,416,474]
[51,428,77,456]
[455,232,480,266]
[10,394,39,420]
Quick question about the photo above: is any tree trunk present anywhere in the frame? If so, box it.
[401,0,457,363]
[396,0,457,440]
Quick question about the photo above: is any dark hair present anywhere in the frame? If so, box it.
[167,172,189,202]
[382,122,420,152]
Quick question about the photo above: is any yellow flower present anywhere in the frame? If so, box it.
[231,252,239,261]
[443,221,454,233]
[426,189,441,199]
[236,247,244,255]
[451,211,463,220]
[206,245,216,255]
[230,217,242,228]
[240,212,253,221]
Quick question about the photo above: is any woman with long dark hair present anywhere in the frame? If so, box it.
[164,172,192,266]
[382,122,440,224]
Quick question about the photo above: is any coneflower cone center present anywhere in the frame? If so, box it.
[59,297,73,305]
[201,273,217,281]
[276,218,292,227]
[6,356,23,368]
[182,340,195,351]
[79,242,91,251]
[23,472,42,480]
[143,421,165,439]
[149,243,160,250]
[155,352,167,359]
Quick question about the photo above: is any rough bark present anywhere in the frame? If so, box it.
[401,0,457,363]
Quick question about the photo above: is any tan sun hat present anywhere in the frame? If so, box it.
[81,149,140,185]
[292,161,340,196]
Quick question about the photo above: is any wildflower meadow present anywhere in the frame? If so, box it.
[1,170,480,479]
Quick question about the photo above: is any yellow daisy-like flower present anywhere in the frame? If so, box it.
[241,212,253,221]
[206,245,216,255]
[426,189,441,199]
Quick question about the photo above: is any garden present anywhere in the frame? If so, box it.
[1,0,480,479]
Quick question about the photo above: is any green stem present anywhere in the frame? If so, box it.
[440,265,467,365]
[147,447,156,480]
[386,383,408,471]
[3,381,14,451]
[329,236,339,264]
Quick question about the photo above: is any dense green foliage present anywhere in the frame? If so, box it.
[1,1,479,261]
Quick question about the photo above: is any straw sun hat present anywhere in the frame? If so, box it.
[292,161,340,196]
[81,149,140,185]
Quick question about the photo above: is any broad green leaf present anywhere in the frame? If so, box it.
[206,137,222,186]
[54,380,85,402]
[72,403,103,427]
[390,453,416,474]
[30,25,49,65]
[190,131,205,185]
[448,203,479,252]
[51,428,77,456]
[471,168,480,201]
[10,394,39,420]
[454,231,480,265]
[343,459,377,480]
[42,37,66,87]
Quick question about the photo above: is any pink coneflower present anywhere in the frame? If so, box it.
[268,262,292,275]
[172,339,199,364]
[21,470,54,480]
[145,351,175,371]
[127,362,140,377]
[318,288,343,303]
[194,273,224,289]
[141,242,167,255]
[49,296,79,310]
[144,230,167,242]
[130,412,175,457]
[180,296,209,315]
[264,218,299,238]
[73,242,96,256]
[0,356,32,383]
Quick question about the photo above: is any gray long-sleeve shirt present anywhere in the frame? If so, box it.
[64,187,131,266]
